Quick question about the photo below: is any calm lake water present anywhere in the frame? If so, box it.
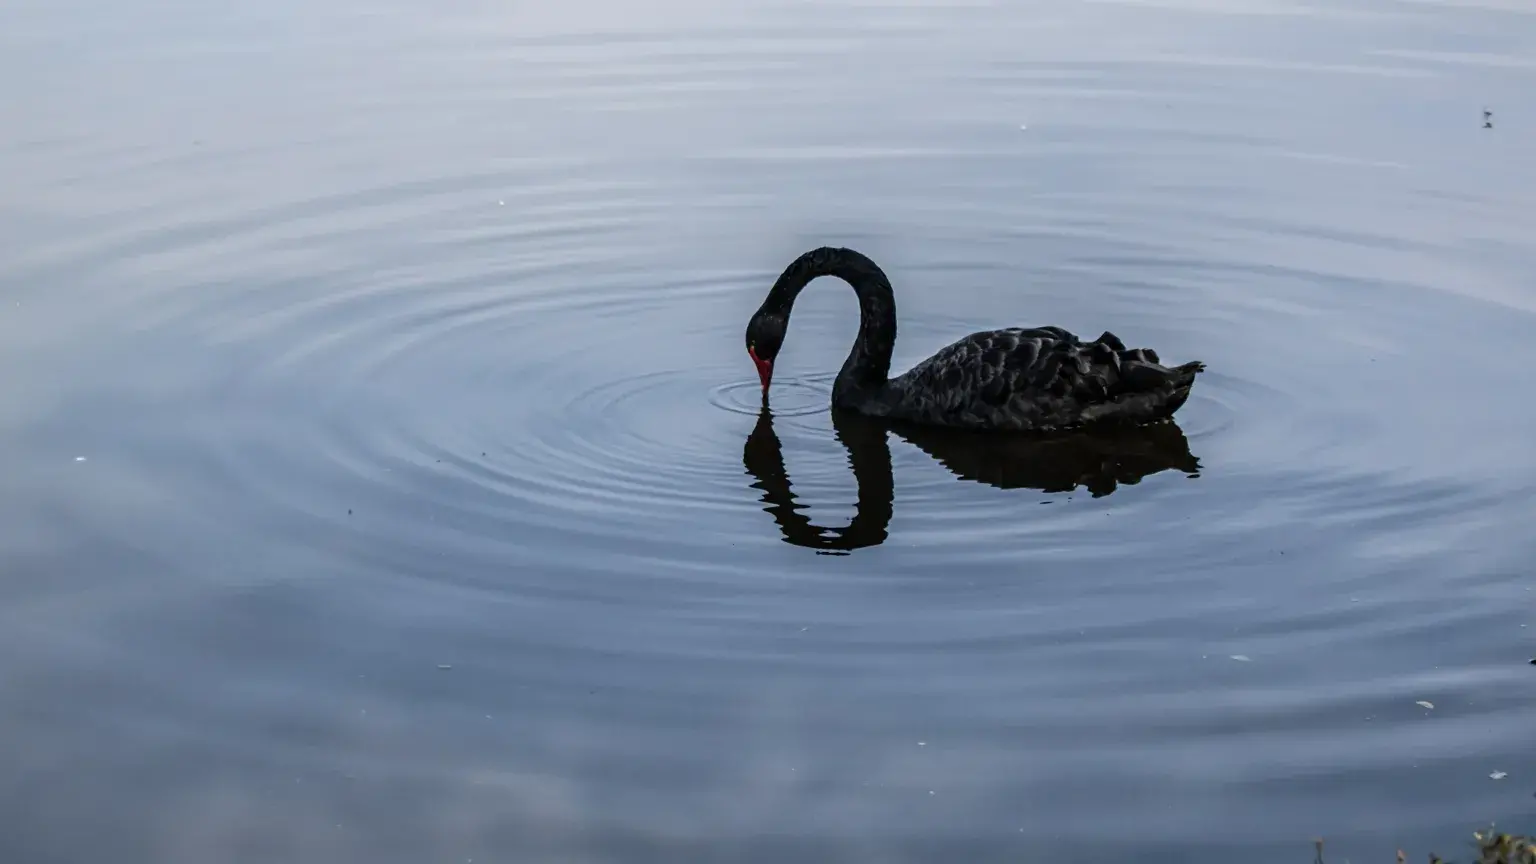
[3,0,1535,861]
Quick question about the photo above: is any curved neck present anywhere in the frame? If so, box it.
[764,247,897,397]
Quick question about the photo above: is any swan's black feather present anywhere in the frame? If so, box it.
[884,326,1204,431]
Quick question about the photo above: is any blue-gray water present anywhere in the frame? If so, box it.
[3,0,1535,861]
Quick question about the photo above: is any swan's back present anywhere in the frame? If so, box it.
[878,326,1203,432]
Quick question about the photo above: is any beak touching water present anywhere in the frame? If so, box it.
[748,346,773,394]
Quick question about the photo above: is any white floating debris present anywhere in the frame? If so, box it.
[1019,123,1028,130]
[917,742,926,747]
[437,664,453,670]
[497,200,505,206]
[1490,771,1507,780]
[1416,701,1434,710]
[1230,654,1251,662]
[74,456,87,462]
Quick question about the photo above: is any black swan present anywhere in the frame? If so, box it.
[745,247,1205,431]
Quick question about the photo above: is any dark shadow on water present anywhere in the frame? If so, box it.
[743,405,1202,553]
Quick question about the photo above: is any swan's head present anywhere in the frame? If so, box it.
[745,310,787,393]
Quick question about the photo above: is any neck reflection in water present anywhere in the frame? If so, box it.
[743,407,1202,554]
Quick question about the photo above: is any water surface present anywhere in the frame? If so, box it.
[3,0,1535,861]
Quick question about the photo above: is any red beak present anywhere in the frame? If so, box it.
[748,346,773,393]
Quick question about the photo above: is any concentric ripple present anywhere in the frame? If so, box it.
[708,373,834,417]
[4,1,1536,863]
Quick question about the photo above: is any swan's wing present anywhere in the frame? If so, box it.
[893,327,1201,427]
[894,326,1083,409]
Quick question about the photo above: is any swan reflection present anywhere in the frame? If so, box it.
[743,407,1200,553]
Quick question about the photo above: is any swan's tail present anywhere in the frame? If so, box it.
[1119,354,1204,391]
[1158,361,1204,416]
